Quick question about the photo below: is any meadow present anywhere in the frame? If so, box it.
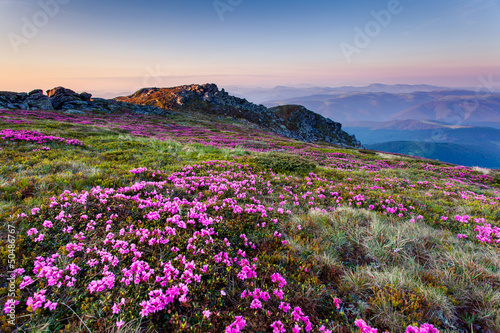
[0,108,499,333]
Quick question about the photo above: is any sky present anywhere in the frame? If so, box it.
[1,0,499,97]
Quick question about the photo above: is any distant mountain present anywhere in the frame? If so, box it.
[344,119,473,131]
[390,95,500,127]
[227,84,446,105]
[344,123,500,146]
[266,91,500,128]
[366,141,500,169]
[345,123,500,169]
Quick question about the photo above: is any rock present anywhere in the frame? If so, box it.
[26,89,54,110]
[80,92,92,101]
[28,89,44,96]
[46,87,84,109]
[64,109,86,115]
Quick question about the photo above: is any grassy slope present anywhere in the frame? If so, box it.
[0,108,499,333]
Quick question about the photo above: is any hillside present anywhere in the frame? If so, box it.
[1,102,499,333]
[116,84,361,147]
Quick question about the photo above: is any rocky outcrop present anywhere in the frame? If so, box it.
[46,87,91,110]
[117,84,362,147]
[26,89,54,110]
[270,105,360,146]
[0,87,171,116]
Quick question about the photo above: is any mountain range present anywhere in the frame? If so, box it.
[246,85,500,169]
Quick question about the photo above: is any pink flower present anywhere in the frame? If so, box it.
[42,220,53,228]
[20,276,34,289]
[333,297,342,309]
[44,301,58,311]
[203,309,211,318]
[250,299,262,309]
[116,320,125,329]
[27,228,38,236]
[4,299,19,314]
[355,319,378,333]
[271,273,287,288]
[270,320,286,333]
[34,233,45,242]
[405,323,440,333]
[225,316,246,333]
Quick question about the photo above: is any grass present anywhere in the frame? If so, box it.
[0,108,499,333]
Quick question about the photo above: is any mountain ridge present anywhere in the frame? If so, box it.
[115,83,362,147]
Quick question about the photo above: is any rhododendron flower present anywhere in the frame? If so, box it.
[250,299,262,309]
[4,299,19,314]
[405,323,440,333]
[27,228,38,236]
[225,316,246,333]
[355,319,378,333]
[270,320,286,333]
[333,297,342,309]
[42,220,53,228]
[203,309,211,318]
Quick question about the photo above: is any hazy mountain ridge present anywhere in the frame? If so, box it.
[227,83,447,104]
[254,85,500,169]
[265,90,500,127]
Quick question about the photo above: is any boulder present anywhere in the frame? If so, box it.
[26,89,54,110]
[0,92,28,109]
[80,92,92,101]
[46,87,84,109]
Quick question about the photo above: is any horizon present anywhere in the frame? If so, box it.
[2,81,499,100]
[1,0,499,95]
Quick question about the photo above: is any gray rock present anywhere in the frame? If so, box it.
[46,87,84,109]
[26,89,53,110]
[64,109,86,115]
[60,100,89,110]
[80,92,92,101]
